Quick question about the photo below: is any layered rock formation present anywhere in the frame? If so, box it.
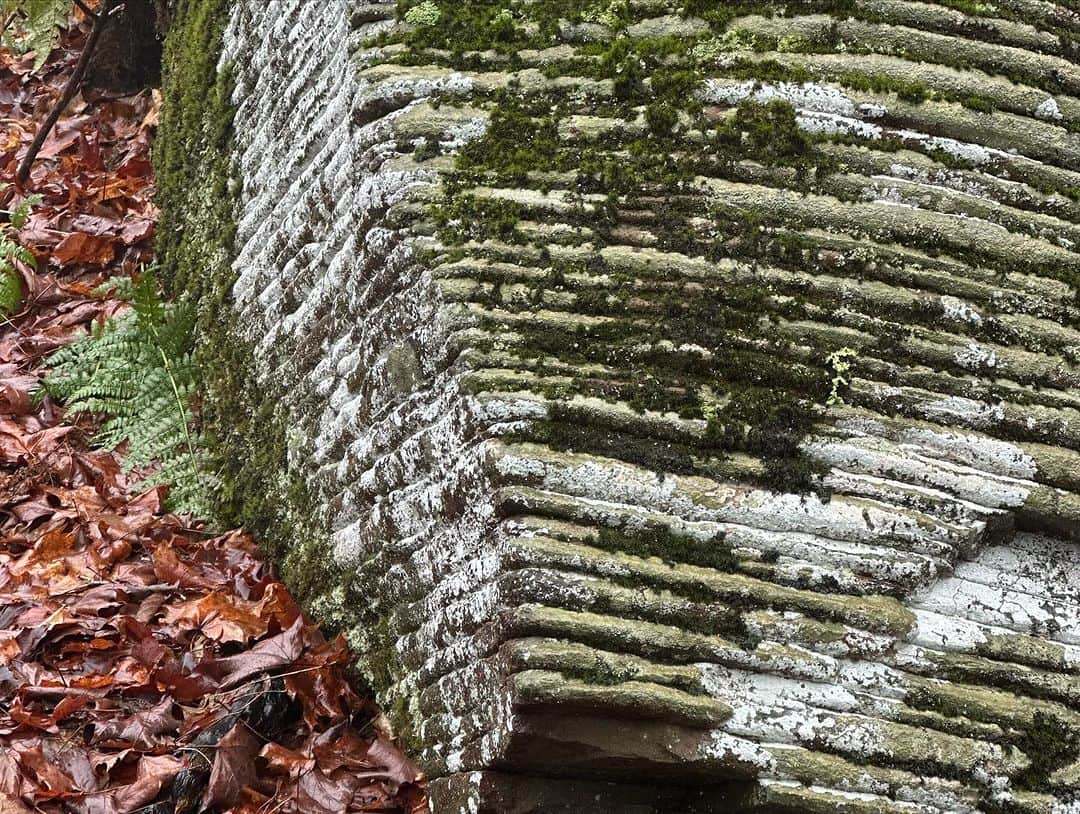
[158,1,1080,811]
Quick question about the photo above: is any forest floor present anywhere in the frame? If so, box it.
[0,15,427,814]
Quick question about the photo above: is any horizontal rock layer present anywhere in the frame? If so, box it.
[169,1,1080,811]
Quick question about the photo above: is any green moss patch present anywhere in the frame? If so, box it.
[155,0,332,614]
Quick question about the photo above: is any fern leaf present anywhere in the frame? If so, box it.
[1,0,71,70]
[137,448,219,519]
[0,232,35,274]
[9,194,41,230]
[0,270,21,315]
[43,267,213,519]
[132,271,165,331]
[93,274,136,300]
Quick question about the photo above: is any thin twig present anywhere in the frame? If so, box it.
[257,797,292,814]
[15,0,120,186]
[1,9,19,39]
[203,666,327,701]
[73,0,100,20]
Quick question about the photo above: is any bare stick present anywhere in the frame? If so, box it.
[1,9,19,38]
[15,0,120,186]
[73,0,100,20]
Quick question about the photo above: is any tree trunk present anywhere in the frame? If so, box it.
[86,0,162,92]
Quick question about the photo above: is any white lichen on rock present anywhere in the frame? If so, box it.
[203,1,1080,811]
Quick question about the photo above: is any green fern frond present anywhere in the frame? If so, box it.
[131,271,165,329]
[0,270,21,315]
[0,0,72,71]
[0,233,35,269]
[139,449,220,520]
[0,194,35,316]
[1,0,71,70]
[93,274,136,300]
[9,194,41,230]
[43,267,214,518]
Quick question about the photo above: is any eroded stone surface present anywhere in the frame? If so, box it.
[165,1,1080,811]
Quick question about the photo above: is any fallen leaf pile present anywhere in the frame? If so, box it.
[0,14,427,814]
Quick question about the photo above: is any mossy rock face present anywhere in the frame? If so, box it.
[159,0,1080,811]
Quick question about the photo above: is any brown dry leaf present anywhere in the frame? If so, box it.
[151,542,219,591]
[259,741,313,777]
[201,722,260,810]
[110,754,182,813]
[0,753,21,794]
[163,591,266,643]
[293,766,361,814]
[211,617,306,689]
[284,635,358,728]
[141,89,162,128]
[92,697,180,749]
[52,232,116,267]
[364,737,425,786]
[36,119,85,158]
[14,748,73,796]
[223,787,271,814]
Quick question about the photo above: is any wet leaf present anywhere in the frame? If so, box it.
[163,591,266,643]
[0,753,21,795]
[93,697,180,749]
[151,542,219,591]
[259,741,313,777]
[52,232,115,267]
[201,722,260,810]
[210,617,306,689]
[110,754,182,813]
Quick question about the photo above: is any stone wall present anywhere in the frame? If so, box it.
[160,1,1080,812]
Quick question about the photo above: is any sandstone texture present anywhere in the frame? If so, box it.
[158,1,1080,811]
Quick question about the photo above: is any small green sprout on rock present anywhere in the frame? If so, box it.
[693,29,762,62]
[404,1,440,27]
[690,37,725,66]
[699,386,720,424]
[491,8,517,42]
[777,34,812,53]
[825,347,858,406]
[585,0,630,30]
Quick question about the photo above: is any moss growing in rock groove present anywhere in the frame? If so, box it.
[704,387,826,494]
[155,0,235,300]
[396,1,572,55]
[433,193,525,245]
[574,653,642,687]
[155,0,331,612]
[456,97,562,185]
[603,526,738,574]
[715,99,812,169]
[1015,711,1080,791]
[401,4,846,498]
